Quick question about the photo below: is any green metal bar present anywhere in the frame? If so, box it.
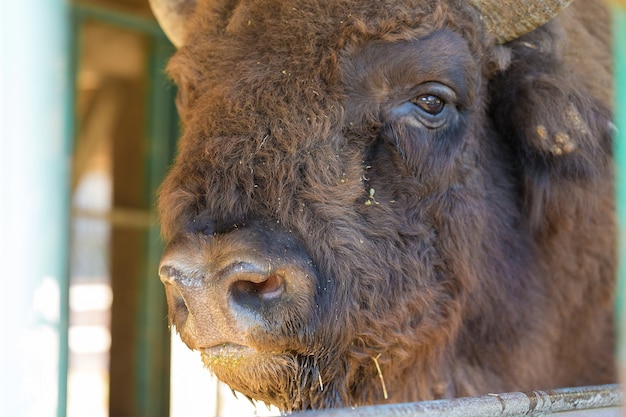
[69,4,176,414]
[612,2,626,388]
[0,1,72,417]
[135,36,178,417]
[70,4,176,414]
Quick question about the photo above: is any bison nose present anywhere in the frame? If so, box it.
[159,227,319,350]
[159,261,285,324]
[160,260,251,349]
[158,246,314,350]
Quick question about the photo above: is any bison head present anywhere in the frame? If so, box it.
[151,0,615,411]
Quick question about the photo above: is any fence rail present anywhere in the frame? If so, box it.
[290,385,623,417]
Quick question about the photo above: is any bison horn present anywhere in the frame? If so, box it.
[149,0,196,47]
[469,0,574,43]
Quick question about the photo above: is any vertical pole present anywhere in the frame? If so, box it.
[611,0,626,391]
[0,1,71,417]
[135,35,177,417]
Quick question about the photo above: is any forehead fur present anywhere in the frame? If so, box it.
[168,0,491,85]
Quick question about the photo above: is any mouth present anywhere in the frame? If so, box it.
[200,343,254,367]
[199,342,307,409]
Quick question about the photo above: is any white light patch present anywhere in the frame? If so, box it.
[70,283,113,312]
[69,326,111,354]
[32,276,60,323]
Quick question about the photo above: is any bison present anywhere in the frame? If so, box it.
[150,0,616,411]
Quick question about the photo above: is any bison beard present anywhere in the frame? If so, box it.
[152,0,616,412]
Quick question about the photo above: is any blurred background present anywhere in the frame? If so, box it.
[0,1,624,417]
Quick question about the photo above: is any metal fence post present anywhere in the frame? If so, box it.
[69,6,175,415]
[135,34,177,417]
[611,0,626,392]
[0,1,72,417]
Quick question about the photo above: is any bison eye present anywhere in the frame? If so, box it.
[412,94,444,115]
[405,82,458,129]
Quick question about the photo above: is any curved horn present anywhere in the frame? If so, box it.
[149,0,197,47]
[469,0,574,43]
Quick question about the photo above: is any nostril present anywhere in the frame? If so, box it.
[159,264,182,284]
[159,263,191,328]
[230,274,285,311]
[233,274,284,299]
[163,281,190,328]
[159,263,204,289]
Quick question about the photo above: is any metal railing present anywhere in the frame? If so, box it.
[290,385,623,417]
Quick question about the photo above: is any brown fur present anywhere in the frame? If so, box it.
[157,0,616,411]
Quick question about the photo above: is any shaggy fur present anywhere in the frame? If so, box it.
[156,0,616,411]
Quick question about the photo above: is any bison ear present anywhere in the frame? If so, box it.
[488,24,613,224]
